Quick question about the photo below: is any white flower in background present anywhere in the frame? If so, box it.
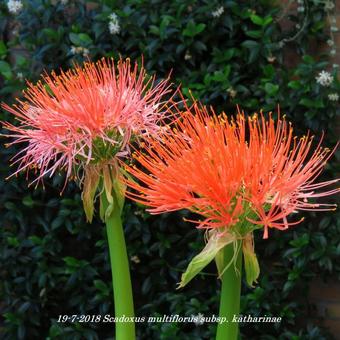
[333,63,339,68]
[109,13,118,21]
[330,49,336,56]
[70,45,90,57]
[82,48,89,57]
[297,6,305,12]
[16,72,24,81]
[108,12,120,35]
[315,70,334,86]
[227,87,237,98]
[184,51,192,60]
[109,21,120,35]
[212,6,224,18]
[267,55,276,63]
[7,0,23,14]
[324,1,335,11]
[327,39,334,46]
[130,255,140,264]
[330,26,338,32]
[192,313,205,326]
[328,93,339,101]
[11,27,19,36]
[70,45,78,54]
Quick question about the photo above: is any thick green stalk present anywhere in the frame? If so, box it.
[216,241,243,340]
[102,191,135,340]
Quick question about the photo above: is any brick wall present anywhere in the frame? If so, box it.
[309,1,340,337]
[309,279,340,337]
[279,2,340,338]
[334,1,340,67]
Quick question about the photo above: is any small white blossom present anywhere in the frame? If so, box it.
[327,39,334,46]
[16,72,24,81]
[328,93,339,101]
[297,0,304,3]
[70,45,78,54]
[212,6,224,18]
[324,1,335,10]
[109,21,120,35]
[227,87,237,98]
[184,51,192,60]
[11,27,19,36]
[7,0,23,14]
[109,13,118,21]
[82,48,90,57]
[131,255,140,264]
[108,12,120,35]
[267,55,276,63]
[192,313,205,326]
[315,70,334,86]
[330,26,338,32]
[330,49,336,56]
[296,23,301,29]
[297,6,305,12]
[70,45,90,57]
[333,63,339,68]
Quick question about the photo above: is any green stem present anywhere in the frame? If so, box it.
[216,241,243,340]
[102,191,135,340]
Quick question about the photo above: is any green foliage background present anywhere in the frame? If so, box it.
[0,1,339,339]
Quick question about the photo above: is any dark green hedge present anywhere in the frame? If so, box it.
[0,1,339,339]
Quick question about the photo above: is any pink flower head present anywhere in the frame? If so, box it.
[2,58,173,184]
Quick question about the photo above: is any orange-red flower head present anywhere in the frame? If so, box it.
[124,103,339,238]
[2,58,173,184]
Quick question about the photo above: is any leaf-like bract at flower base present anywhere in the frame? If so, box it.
[177,231,236,289]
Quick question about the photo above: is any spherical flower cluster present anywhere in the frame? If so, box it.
[124,103,339,239]
[315,70,334,86]
[328,93,339,101]
[212,6,224,18]
[109,13,120,35]
[7,0,23,14]
[2,58,173,185]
